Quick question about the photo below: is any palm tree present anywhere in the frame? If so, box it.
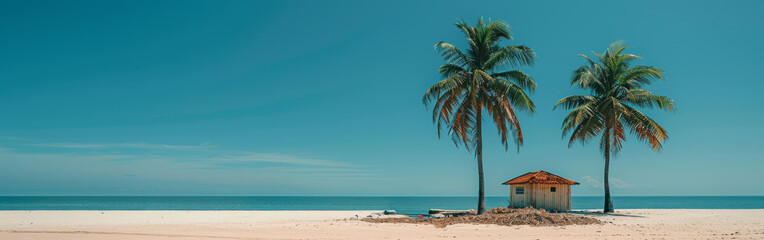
[423,17,536,214]
[554,41,675,213]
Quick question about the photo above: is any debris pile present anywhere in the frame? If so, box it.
[362,207,601,228]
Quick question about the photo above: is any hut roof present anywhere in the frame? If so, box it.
[502,171,580,185]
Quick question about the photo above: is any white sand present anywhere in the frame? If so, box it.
[1,209,763,239]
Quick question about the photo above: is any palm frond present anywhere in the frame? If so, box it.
[434,41,471,68]
[486,20,511,41]
[622,89,676,111]
[571,65,605,94]
[567,112,603,147]
[484,45,535,69]
[554,95,597,110]
[619,65,663,88]
[439,63,466,78]
[423,72,469,106]
[620,104,668,151]
[492,79,535,113]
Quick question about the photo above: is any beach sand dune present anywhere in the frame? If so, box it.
[1,209,763,239]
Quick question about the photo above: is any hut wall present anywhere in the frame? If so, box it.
[509,184,531,208]
[510,184,571,210]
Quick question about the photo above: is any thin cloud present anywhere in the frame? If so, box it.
[0,137,371,183]
[210,153,350,167]
[24,142,211,150]
[0,144,380,195]
[581,176,634,189]
[0,136,30,141]
[0,151,135,162]
[283,167,369,173]
[582,176,601,188]
[5,139,352,168]
[611,178,635,189]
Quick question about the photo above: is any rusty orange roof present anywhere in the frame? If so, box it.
[502,171,580,185]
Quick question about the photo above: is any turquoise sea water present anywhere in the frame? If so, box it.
[1,196,763,214]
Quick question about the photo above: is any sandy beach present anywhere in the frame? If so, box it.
[1,209,763,239]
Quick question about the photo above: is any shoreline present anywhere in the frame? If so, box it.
[4,196,764,212]
[2,209,763,239]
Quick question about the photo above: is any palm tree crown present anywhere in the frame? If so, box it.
[555,41,675,154]
[423,17,536,151]
[554,41,675,212]
[422,17,536,214]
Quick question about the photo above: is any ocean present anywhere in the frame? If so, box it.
[1,196,763,214]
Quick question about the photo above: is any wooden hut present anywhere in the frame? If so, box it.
[502,170,579,211]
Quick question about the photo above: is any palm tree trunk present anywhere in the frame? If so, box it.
[476,110,487,214]
[603,132,614,213]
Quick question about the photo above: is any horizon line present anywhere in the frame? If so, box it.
[2,195,763,197]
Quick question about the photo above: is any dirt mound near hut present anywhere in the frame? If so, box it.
[363,207,601,228]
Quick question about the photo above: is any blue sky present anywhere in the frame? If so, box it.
[1,0,763,196]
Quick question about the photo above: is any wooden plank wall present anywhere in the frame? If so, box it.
[509,184,530,207]
[509,184,571,210]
